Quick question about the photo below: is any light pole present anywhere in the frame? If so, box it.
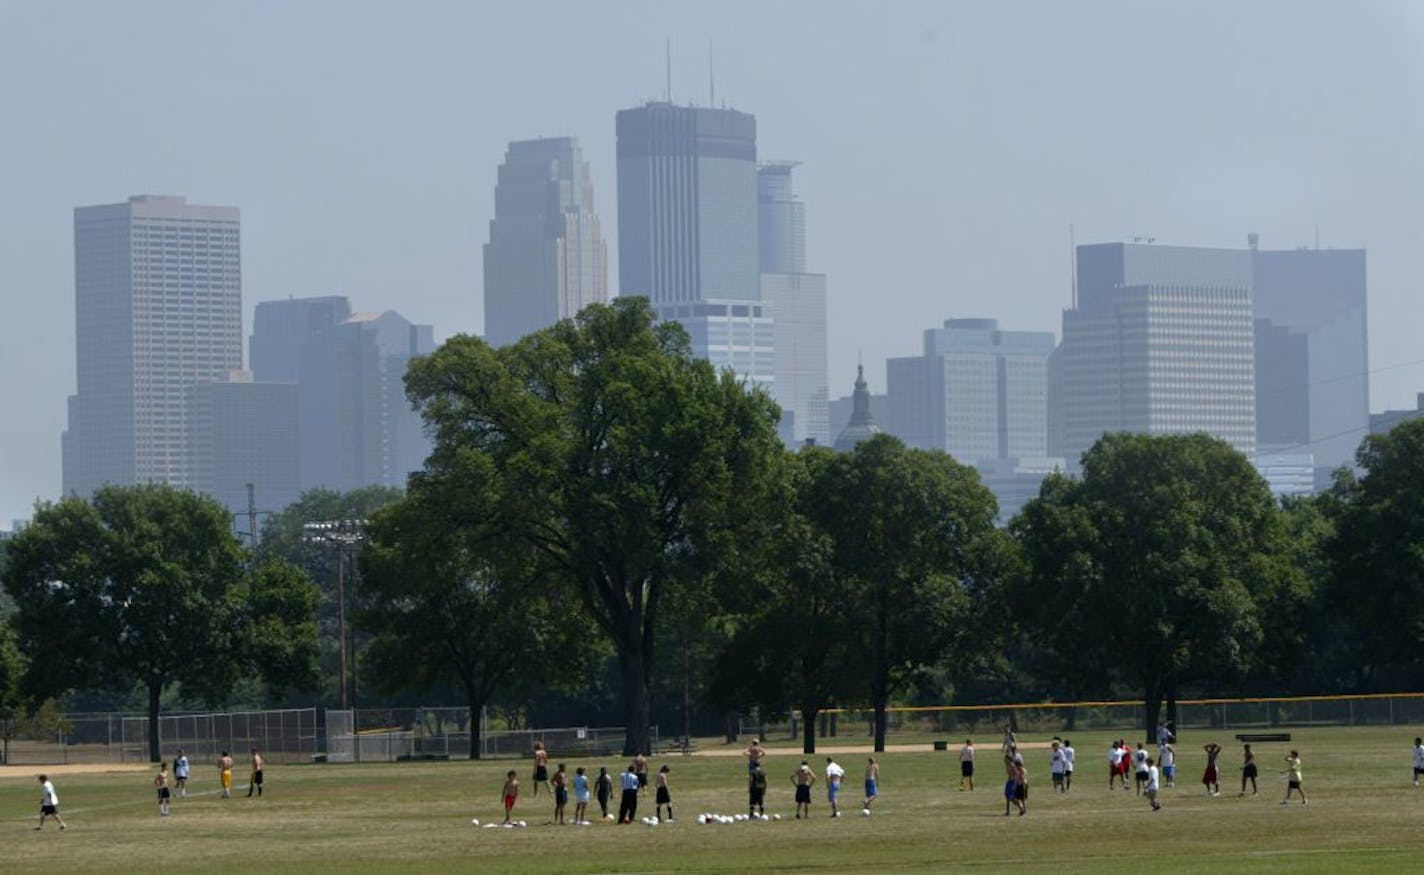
[302,520,368,713]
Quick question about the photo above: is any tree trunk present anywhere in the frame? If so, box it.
[802,706,819,754]
[147,679,163,763]
[1142,686,1162,748]
[465,680,485,761]
[872,695,888,753]
[1166,688,1179,740]
[619,649,651,756]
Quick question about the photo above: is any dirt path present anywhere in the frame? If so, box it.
[0,763,151,780]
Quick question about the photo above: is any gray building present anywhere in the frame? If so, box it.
[759,162,829,446]
[188,371,300,522]
[250,298,434,493]
[1252,241,1369,482]
[829,387,890,442]
[616,102,772,386]
[833,365,882,452]
[63,195,242,496]
[483,137,608,346]
[887,318,1054,461]
[1053,243,1256,464]
[1370,393,1424,437]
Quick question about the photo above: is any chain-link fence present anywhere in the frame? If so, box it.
[0,708,320,766]
[322,707,653,762]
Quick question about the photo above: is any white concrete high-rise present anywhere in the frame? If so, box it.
[1053,243,1256,464]
[63,195,242,496]
[483,137,608,346]
[759,161,828,446]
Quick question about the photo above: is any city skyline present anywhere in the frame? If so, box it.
[3,1,1422,523]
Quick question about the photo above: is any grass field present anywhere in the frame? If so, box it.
[4,725,1424,873]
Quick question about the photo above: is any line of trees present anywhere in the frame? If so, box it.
[5,298,1424,760]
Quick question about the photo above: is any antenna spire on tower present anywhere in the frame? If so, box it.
[665,37,672,103]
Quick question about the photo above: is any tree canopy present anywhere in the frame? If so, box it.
[404,297,785,754]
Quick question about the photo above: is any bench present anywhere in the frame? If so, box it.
[1234,733,1291,743]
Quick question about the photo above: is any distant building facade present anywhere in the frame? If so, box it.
[1251,241,1368,481]
[1053,242,1256,463]
[483,137,608,346]
[1253,453,1316,497]
[887,318,1053,461]
[250,298,435,493]
[63,195,242,496]
[833,365,882,452]
[188,371,300,522]
[759,162,828,446]
[615,102,772,386]
[1370,393,1424,437]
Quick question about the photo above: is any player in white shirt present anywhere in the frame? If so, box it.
[1145,758,1161,811]
[959,739,975,791]
[36,774,66,830]
[1160,742,1176,787]
[825,757,846,817]
[1156,720,1174,754]
[1133,744,1150,796]
[1412,737,1424,788]
[1108,741,1126,790]
[1062,739,1076,791]
[1049,741,1067,792]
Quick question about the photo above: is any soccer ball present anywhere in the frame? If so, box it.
[516,820,527,828]
[470,818,480,826]
[771,813,782,821]
[482,823,498,829]
[861,808,871,816]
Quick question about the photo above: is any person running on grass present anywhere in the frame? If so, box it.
[1203,743,1222,796]
[573,766,591,824]
[655,764,674,822]
[1281,751,1307,805]
[551,763,569,824]
[791,760,816,819]
[155,762,172,816]
[1062,738,1076,791]
[1145,756,1161,811]
[501,770,519,824]
[864,757,880,813]
[1240,743,1258,796]
[960,739,976,791]
[35,775,66,831]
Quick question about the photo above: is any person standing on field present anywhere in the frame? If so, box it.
[959,739,975,791]
[1281,750,1307,805]
[218,750,234,799]
[1145,756,1161,811]
[655,764,674,822]
[174,748,190,798]
[617,764,640,824]
[1203,743,1222,796]
[35,775,66,830]
[825,757,846,816]
[1412,737,1424,788]
[247,748,264,798]
[744,738,767,774]
[551,763,569,824]
[501,770,519,824]
[155,762,172,816]
[633,752,650,795]
[1049,740,1066,792]
[1062,738,1076,791]
[531,741,550,797]
[749,765,768,818]
[1108,740,1126,790]
[573,766,591,824]
[791,760,816,819]
[863,757,880,812]
[1133,743,1150,795]
[595,767,613,819]
[1160,742,1176,788]
[1240,743,1258,796]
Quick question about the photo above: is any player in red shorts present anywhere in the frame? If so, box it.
[1203,742,1222,796]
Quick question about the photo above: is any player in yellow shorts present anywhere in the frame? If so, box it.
[218,750,234,798]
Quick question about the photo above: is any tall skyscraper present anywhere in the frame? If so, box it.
[1053,243,1256,464]
[759,161,829,446]
[1251,240,1368,482]
[63,195,242,496]
[483,137,608,346]
[615,102,772,385]
[887,318,1054,461]
[251,299,434,492]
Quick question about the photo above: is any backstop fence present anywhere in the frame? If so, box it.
[0,708,320,766]
[322,707,652,762]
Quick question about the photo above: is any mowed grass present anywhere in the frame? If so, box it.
[5,725,1424,873]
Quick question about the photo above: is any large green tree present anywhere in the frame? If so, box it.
[803,435,1001,752]
[2,485,319,761]
[404,298,783,755]
[1323,419,1424,689]
[358,461,573,758]
[0,621,25,764]
[1012,433,1285,741]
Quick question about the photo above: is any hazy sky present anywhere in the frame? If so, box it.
[2,0,1422,525]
